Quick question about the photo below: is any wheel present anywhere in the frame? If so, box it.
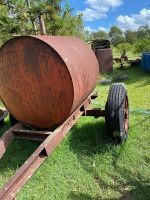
[105,83,129,143]
[9,114,18,126]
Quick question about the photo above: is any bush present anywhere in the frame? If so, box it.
[132,38,150,56]
[116,43,132,54]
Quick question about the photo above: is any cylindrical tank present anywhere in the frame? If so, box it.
[146,55,150,72]
[95,48,113,73]
[0,36,99,129]
[141,52,150,71]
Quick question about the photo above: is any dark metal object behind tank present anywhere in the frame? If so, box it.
[91,39,113,74]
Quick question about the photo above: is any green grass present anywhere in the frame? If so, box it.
[112,49,140,60]
[0,63,150,199]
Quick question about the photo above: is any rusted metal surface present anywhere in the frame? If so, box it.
[83,108,105,118]
[0,36,99,129]
[95,48,113,73]
[91,39,110,52]
[0,123,22,159]
[0,93,100,199]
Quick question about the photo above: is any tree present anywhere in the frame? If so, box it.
[125,29,137,44]
[83,30,91,42]
[90,30,108,40]
[0,0,41,36]
[109,26,125,47]
[44,3,83,37]
[116,43,132,54]
[132,38,150,56]
[0,0,84,45]
[137,25,150,39]
[0,4,20,45]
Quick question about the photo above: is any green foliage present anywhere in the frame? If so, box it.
[125,29,137,44]
[0,5,13,45]
[90,30,108,40]
[132,38,150,55]
[45,3,83,37]
[116,43,132,54]
[0,1,150,46]
[0,0,84,46]
[109,26,125,47]
[90,26,150,47]
[109,26,123,37]
[137,25,150,39]
[0,62,149,199]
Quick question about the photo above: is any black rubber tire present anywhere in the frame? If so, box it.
[9,114,18,126]
[105,83,129,143]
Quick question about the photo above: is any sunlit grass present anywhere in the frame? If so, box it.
[0,62,150,199]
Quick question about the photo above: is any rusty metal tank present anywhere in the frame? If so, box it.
[91,39,113,73]
[0,36,99,129]
[96,48,113,73]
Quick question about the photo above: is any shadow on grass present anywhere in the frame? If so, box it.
[0,139,40,171]
[68,117,149,200]
[0,114,149,199]
[69,180,150,200]
[104,65,150,87]
[0,121,41,187]
[68,117,111,156]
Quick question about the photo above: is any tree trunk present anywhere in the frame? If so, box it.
[39,14,46,35]
[31,20,38,35]
[26,0,38,35]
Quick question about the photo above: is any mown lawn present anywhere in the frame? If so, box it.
[0,61,150,199]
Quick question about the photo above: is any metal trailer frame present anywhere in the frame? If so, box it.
[0,92,105,200]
